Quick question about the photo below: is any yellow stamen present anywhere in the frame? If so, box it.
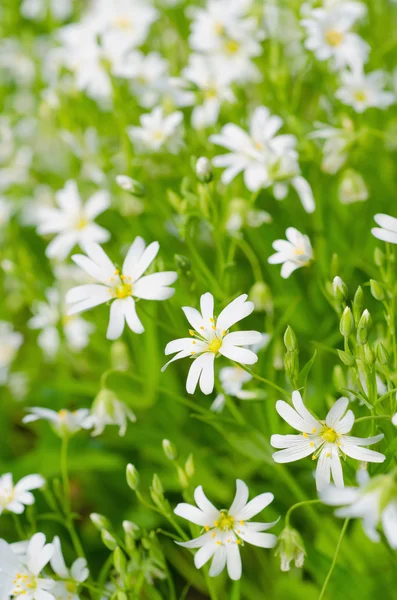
[325,29,344,47]
[115,283,133,299]
[208,338,222,354]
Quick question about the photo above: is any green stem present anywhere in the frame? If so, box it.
[204,569,219,600]
[354,415,391,423]
[238,364,290,398]
[318,519,349,600]
[285,499,322,528]
[12,514,26,540]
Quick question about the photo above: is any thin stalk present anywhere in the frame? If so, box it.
[238,364,290,398]
[285,499,322,528]
[318,519,349,600]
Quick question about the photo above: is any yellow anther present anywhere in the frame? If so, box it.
[115,283,132,299]
[216,541,222,545]
[205,526,210,531]
[212,532,216,538]
[208,339,222,354]
[322,426,339,443]
[192,341,196,344]
[239,520,244,525]
[211,325,216,330]
[309,442,315,447]
[200,326,204,330]
[312,455,317,460]
[236,540,241,544]
[326,452,331,458]
[189,330,195,336]
[312,428,317,433]
[210,318,214,323]
[303,433,309,438]
[325,29,343,47]
[114,269,119,275]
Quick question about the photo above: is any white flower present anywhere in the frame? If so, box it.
[28,288,94,357]
[23,407,93,437]
[36,180,110,260]
[338,168,368,204]
[174,479,277,580]
[0,197,13,228]
[268,227,313,279]
[301,3,369,70]
[271,391,385,491]
[0,321,23,385]
[21,0,72,21]
[181,54,235,129]
[113,51,170,109]
[392,413,397,426]
[50,536,89,600]
[219,366,254,399]
[66,238,177,340]
[0,533,55,600]
[371,213,397,245]
[89,389,136,437]
[308,119,355,174]
[336,67,395,112]
[162,292,262,395]
[127,107,184,154]
[0,473,45,516]
[210,106,315,213]
[321,470,397,548]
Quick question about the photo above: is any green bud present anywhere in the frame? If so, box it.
[195,157,213,182]
[284,326,298,352]
[126,464,139,491]
[363,344,375,366]
[101,529,117,551]
[374,247,385,268]
[284,350,299,388]
[117,593,128,600]
[370,279,385,301]
[376,342,390,365]
[113,547,127,575]
[249,281,273,312]
[177,465,189,489]
[162,439,178,461]
[122,520,140,536]
[185,453,195,478]
[338,168,368,205]
[151,474,164,496]
[333,276,348,302]
[174,254,192,275]
[167,189,182,211]
[110,340,130,371]
[274,527,306,572]
[340,307,354,338]
[337,349,355,366]
[115,175,145,197]
[357,309,372,345]
[90,513,111,531]
[353,286,364,326]
[332,365,346,390]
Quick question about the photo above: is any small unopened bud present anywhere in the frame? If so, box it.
[338,169,368,205]
[185,453,195,478]
[353,286,364,326]
[110,340,130,371]
[337,349,355,366]
[363,344,375,366]
[370,279,385,301]
[357,309,372,345]
[151,474,164,496]
[284,350,299,388]
[195,157,212,182]
[177,465,189,489]
[340,307,354,338]
[122,520,139,536]
[376,342,390,365]
[101,529,117,550]
[333,365,346,390]
[275,527,306,572]
[126,464,139,491]
[374,247,385,268]
[116,175,145,197]
[162,439,178,461]
[284,326,298,352]
[249,281,273,312]
[333,276,348,302]
[113,547,127,575]
[90,513,111,531]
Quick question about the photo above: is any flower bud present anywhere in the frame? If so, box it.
[122,520,139,536]
[110,340,130,371]
[113,547,127,575]
[126,464,139,491]
[274,527,306,571]
[376,342,390,366]
[332,365,346,390]
[195,157,212,182]
[284,351,299,389]
[249,281,273,312]
[338,169,368,205]
[337,349,355,366]
[177,465,189,489]
[363,344,375,366]
[374,247,385,268]
[162,439,178,461]
[101,529,117,551]
[284,326,298,352]
[151,474,164,497]
[90,513,111,531]
[357,309,372,345]
[340,307,354,338]
[353,286,364,326]
[370,279,385,301]
[332,276,348,302]
[185,453,195,478]
[116,175,145,197]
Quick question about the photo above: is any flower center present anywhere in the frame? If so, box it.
[205,88,217,99]
[215,512,235,531]
[353,90,367,102]
[325,30,343,47]
[224,39,240,54]
[208,338,222,354]
[76,217,88,230]
[321,426,338,443]
[114,16,132,30]
[12,572,37,595]
[58,409,68,420]
[294,247,305,256]
[115,283,133,299]
[152,130,165,142]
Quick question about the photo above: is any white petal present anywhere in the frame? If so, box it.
[84,190,110,220]
[280,261,301,278]
[374,213,397,232]
[177,531,215,549]
[15,474,45,493]
[165,338,194,355]
[83,242,116,280]
[199,353,216,395]
[382,501,397,549]
[226,541,242,580]
[336,410,355,434]
[315,447,332,491]
[229,480,249,517]
[271,434,313,449]
[275,400,317,433]
[200,292,214,322]
[325,397,349,429]
[371,228,397,244]
[222,331,263,346]
[46,231,78,260]
[238,529,277,548]
[342,433,384,446]
[216,294,254,331]
[123,296,144,334]
[194,486,219,521]
[174,503,210,527]
[209,546,227,577]
[320,485,360,506]
[129,241,160,282]
[235,492,273,521]
[272,442,314,463]
[342,444,385,463]
[67,287,111,316]
[291,176,315,213]
[106,300,126,340]
[122,237,146,276]
[182,306,204,332]
[133,271,177,300]
[195,541,218,569]
[219,343,258,365]
[330,446,344,487]
[291,391,321,431]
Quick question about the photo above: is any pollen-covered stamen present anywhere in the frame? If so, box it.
[321,426,339,443]
[76,216,88,230]
[115,283,133,299]
[325,29,344,46]
[214,511,235,531]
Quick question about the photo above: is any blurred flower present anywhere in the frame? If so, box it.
[21,0,73,21]
[162,292,262,395]
[274,526,306,571]
[127,107,184,154]
[309,119,355,174]
[336,66,395,112]
[36,180,110,260]
[219,366,254,399]
[371,213,397,244]
[0,321,23,385]
[268,227,313,279]
[23,407,93,437]
[225,198,271,234]
[271,391,385,491]
[195,157,213,182]
[338,168,368,204]
[0,473,45,516]
[210,107,315,212]
[0,197,13,229]
[321,469,397,548]
[50,536,89,600]
[0,533,55,599]
[66,238,177,340]
[28,288,94,358]
[301,2,369,70]
[175,479,277,580]
[90,389,136,437]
